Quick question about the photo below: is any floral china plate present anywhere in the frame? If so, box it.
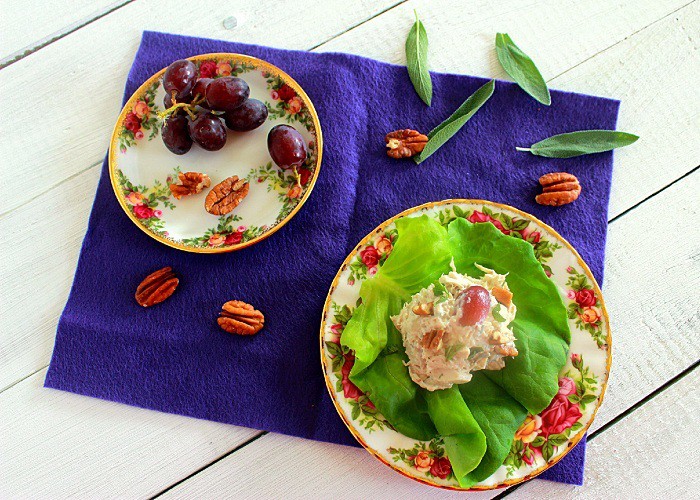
[320,200,611,490]
[109,53,322,253]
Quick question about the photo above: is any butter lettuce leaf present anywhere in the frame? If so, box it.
[459,372,528,484]
[447,219,570,414]
[341,215,451,375]
[424,387,487,487]
[339,214,570,485]
[350,353,436,440]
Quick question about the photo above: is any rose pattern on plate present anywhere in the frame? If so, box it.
[265,74,314,131]
[245,145,317,222]
[181,215,265,248]
[346,228,397,285]
[325,302,391,432]
[565,266,607,348]
[118,81,161,152]
[116,167,177,233]
[503,353,598,475]
[196,58,256,79]
[388,439,455,481]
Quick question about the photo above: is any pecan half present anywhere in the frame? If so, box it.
[492,286,513,308]
[385,129,428,159]
[535,172,581,206]
[205,176,250,215]
[169,171,211,199]
[218,300,265,335]
[421,329,444,351]
[412,302,434,316]
[135,267,179,307]
[494,344,519,357]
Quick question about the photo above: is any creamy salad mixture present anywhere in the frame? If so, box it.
[391,264,519,391]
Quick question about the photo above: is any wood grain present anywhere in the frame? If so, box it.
[509,367,700,498]
[0,0,129,65]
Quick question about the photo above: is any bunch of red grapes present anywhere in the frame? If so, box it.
[160,59,308,171]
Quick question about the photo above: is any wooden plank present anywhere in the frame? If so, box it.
[159,432,495,500]
[509,367,700,498]
[0,168,99,391]
[585,169,700,432]
[0,0,129,65]
[0,0,401,216]
[0,368,261,499]
[318,0,699,220]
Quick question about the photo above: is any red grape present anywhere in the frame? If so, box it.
[161,114,192,155]
[456,286,491,326]
[191,78,213,102]
[163,59,197,100]
[267,124,307,169]
[188,112,227,151]
[205,77,249,112]
[224,99,268,131]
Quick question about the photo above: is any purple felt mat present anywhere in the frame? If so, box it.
[46,30,620,486]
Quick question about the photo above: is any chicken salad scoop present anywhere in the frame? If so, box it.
[391,263,518,391]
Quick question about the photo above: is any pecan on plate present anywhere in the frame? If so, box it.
[169,171,211,199]
[421,329,444,351]
[218,300,265,335]
[385,129,428,159]
[535,172,582,206]
[135,267,179,307]
[205,176,250,215]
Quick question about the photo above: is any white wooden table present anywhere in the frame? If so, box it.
[1,1,698,498]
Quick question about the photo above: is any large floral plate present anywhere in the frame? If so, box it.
[109,53,322,253]
[320,200,611,490]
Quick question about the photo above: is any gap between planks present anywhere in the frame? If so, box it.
[0,1,135,70]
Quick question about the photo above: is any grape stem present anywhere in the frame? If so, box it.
[293,167,302,189]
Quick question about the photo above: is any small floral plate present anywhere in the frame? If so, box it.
[108,53,322,253]
[320,200,611,490]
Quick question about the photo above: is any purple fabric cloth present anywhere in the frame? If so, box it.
[46,31,619,486]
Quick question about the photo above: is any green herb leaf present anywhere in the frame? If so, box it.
[495,33,550,105]
[433,281,448,297]
[492,304,506,323]
[445,343,466,361]
[468,346,484,360]
[516,130,639,158]
[406,10,432,106]
[414,79,495,164]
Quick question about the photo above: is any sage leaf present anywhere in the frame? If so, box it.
[492,304,506,323]
[445,343,466,361]
[414,79,495,164]
[495,33,550,106]
[406,10,432,106]
[516,130,639,158]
